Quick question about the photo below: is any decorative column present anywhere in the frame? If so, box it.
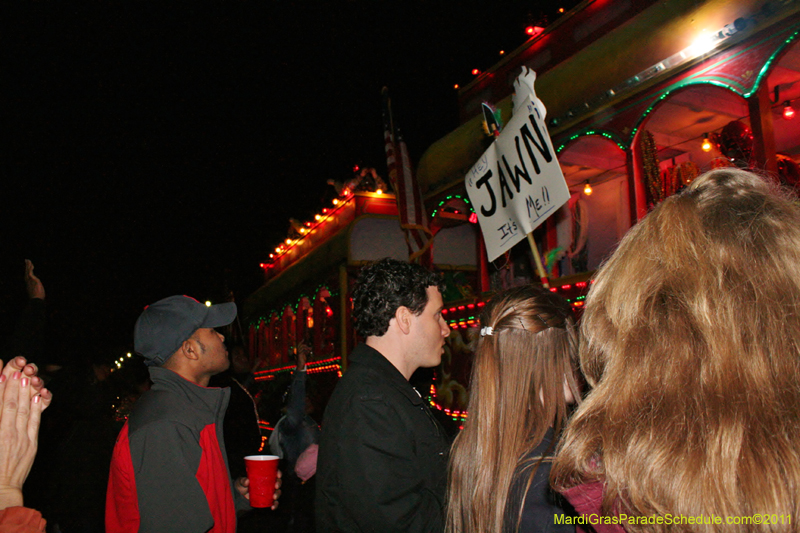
[748,83,778,174]
[629,131,649,222]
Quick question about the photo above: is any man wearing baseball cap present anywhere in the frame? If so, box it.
[106,295,278,533]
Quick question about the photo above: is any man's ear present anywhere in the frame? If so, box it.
[394,306,413,335]
[181,338,201,361]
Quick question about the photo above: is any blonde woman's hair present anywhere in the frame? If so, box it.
[552,169,800,531]
[446,285,580,533]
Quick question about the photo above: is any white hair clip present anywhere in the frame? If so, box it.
[480,327,493,337]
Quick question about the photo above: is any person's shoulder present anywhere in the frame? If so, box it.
[128,389,195,430]
[323,369,396,427]
[336,363,403,403]
[325,347,413,420]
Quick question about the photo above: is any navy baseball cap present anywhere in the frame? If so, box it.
[134,295,237,367]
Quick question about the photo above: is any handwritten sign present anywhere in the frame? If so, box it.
[465,71,569,262]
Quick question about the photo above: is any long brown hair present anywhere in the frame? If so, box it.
[446,285,580,533]
[552,169,800,531]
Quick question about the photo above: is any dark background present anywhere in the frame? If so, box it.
[3,1,569,363]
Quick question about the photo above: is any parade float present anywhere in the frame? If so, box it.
[422,0,799,274]
[244,0,800,432]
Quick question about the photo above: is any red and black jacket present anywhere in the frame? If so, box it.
[106,367,241,533]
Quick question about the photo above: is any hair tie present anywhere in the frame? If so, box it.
[480,326,493,337]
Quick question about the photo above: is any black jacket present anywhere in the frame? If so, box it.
[316,344,449,533]
[503,428,577,533]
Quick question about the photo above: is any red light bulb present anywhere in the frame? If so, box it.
[783,101,795,120]
[525,26,544,38]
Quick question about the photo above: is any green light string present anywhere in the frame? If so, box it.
[556,129,627,154]
[430,194,475,219]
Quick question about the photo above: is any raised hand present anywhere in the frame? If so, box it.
[24,261,45,300]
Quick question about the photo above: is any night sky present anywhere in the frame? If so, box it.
[4,1,565,362]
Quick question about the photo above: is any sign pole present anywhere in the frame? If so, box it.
[526,232,550,288]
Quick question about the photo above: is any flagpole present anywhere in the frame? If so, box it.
[382,86,433,267]
[382,87,394,138]
[526,232,550,288]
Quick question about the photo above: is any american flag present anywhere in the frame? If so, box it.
[382,88,433,266]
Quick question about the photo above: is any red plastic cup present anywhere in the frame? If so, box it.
[244,455,279,508]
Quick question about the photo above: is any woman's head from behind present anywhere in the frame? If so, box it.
[446,284,580,533]
[553,169,800,526]
[475,284,580,437]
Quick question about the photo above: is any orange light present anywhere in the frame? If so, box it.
[269,253,274,259]
[558,7,565,13]
[299,227,306,234]
[701,134,712,152]
[376,189,383,195]
[260,263,265,268]
[453,84,459,90]
[583,182,593,196]
[332,198,339,205]
[315,214,322,221]
[275,247,281,253]
[285,238,292,245]
[499,50,505,55]
[783,101,795,120]
[471,68,480,76]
